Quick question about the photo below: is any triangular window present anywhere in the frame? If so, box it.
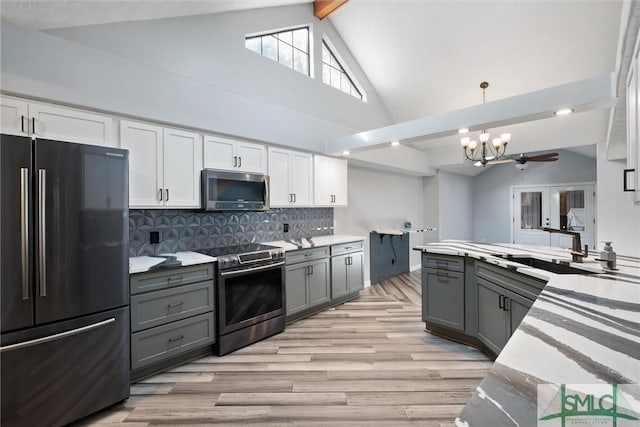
[246,27,310,76]
[322,40,364,101]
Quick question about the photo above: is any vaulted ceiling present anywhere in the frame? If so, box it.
[0,0,625,174]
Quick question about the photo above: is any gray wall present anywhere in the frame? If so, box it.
[438,170,474,241]
[1,4,393,153]
[472,149,597,243]
[334,165,424,284]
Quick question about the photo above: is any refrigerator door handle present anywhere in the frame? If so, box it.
[0,318,116,353]
[20,168,30,300]
[38,169,47,297]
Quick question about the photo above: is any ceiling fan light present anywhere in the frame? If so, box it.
[460,137,470,148]
[479,133,490,143]
[491,138,502,148]
[468,140,478,150]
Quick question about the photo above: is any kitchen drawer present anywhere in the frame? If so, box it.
[422,254,464,273]
[331,241,364,256]
[130,263,214,295]
[131,312,215,370]
[476,262,546,301]
[286,247,330,265]
[131,281,214,332]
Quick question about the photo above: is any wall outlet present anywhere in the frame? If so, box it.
[150,231,160,244]
[283,223,289,233]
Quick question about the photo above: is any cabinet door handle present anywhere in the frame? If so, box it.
[159,188,163,201]
[31,117,36,135]
[503,297,510,312]
[21,115,25,133]
[165,188,169,201]
[293,193,296,203]
[309,265,313,275]
[498,294,504,309]
[233,156,238,167]
[624,169,636,192]
[238,156,242,168]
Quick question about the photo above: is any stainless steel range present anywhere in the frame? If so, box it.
[199,244,285,355]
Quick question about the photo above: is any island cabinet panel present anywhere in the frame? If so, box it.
[477,277,509,355]
[285,264,308,316]
[423,268,464,331]
[421,254,465,332]
[475,265,537,355]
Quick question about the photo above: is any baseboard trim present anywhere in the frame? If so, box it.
[410,264,421,272]
[364,280,371,288]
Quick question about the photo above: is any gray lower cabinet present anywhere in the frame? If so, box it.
[423,267,464,331]
[422,254,465,331]
[477,276,534,355]
[331,251,364,299]
[285,256,330,317]
[130,263,215,376]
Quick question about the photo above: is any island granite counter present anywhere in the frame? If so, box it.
[414,242,640,427]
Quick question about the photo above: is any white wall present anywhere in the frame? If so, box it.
[438,170,474,241]
[1,4,393,153]
[422,175,440,244]
[596,143,640,255]
[472,149,597,243]
[334,165,424,284]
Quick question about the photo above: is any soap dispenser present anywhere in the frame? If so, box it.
[599,241,617,270]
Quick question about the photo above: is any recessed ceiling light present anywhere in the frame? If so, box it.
[342,150,350,156]
[554,108,573,116]
[458,128,469,134]
[391,141,400,147]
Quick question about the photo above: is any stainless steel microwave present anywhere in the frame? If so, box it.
[201,169,269,211]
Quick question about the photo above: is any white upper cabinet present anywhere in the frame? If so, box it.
[268,147,313,207]
[627,33,640,204]
[203,135,267,174]
[162,128,202,208]
[313,155,348,207]
[1,97,28,136]
[121,120,202,209]
[1,97,114,146]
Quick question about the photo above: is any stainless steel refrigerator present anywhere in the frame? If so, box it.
[0,134,130,426]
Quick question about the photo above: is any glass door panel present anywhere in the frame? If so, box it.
[513,188,550,246]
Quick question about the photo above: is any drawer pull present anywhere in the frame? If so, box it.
[344,246,352,250]
[167,276,183,283]
[168,335,184,343]
[167,301,184,309]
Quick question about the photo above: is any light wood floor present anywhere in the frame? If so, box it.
[80,271,492,426]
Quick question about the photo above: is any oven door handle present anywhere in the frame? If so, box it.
[219,261,285,277]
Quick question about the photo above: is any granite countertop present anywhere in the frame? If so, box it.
[264,234,365,251]
[415,242,640,426]
[129,251,216,274]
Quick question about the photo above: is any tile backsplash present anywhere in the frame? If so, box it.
[129,208,334,256]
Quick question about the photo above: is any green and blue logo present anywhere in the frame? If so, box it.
[538,384,639,427]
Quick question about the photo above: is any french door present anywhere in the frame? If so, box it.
[513,184,595,249]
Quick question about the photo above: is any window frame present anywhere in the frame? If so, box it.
[321,38,366,101]
[245,26,311,77]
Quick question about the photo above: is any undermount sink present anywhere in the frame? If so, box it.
[506,257,597,275]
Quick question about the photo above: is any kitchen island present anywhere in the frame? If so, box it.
[414,242,640,427]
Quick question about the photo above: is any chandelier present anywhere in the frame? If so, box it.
[460,81,511,166]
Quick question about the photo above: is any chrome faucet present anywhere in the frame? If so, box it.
[540,227,589,263]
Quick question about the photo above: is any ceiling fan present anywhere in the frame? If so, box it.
[474,152,559,169]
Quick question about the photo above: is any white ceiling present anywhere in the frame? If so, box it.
[0,0,311,30]
[0,0,624,175]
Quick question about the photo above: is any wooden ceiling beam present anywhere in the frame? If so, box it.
[314,0,348,20]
